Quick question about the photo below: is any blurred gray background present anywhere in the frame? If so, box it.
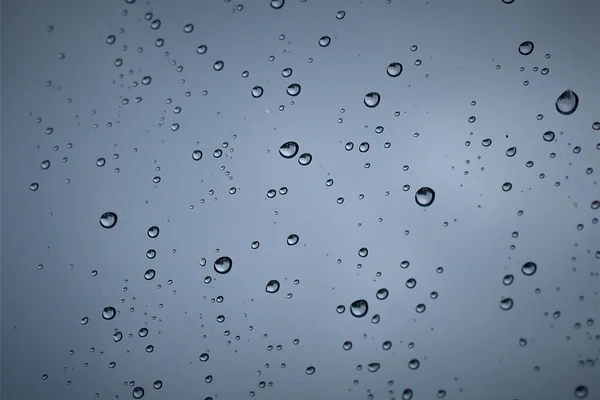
[1,0,599,399]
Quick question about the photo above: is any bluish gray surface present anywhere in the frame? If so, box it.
[1,0,599,399]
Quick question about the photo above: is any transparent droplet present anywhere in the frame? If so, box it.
[197,45,207,54]
[402,389,413,399]
[183,23,194,33]
[153,380,162,390]
[387,62,403,77]
[503,274,514,285]
[555,89,579,115]
[359,142,370,152]
[364,92,381,108]
[214,256,233,274]
[502,182,512,192]
[343,341,352,350]
[282,68,292,77]
[132,386,145,399]
[96,158,106,167]
[199,353,209,362]
[368,363,380,372]
[482,138,492,147]
[318,36,331,47]
[358,247,368,257]
[350,299,368,318]
[287,234,299,246]
[591,200,600,210]
[266,280,280,293]
[213,61,224,71]
[500,297,514,311]
[376,288,389,300]
[298,153,312,166]
[113,331,123,342]
[146,249,156,259]
[141,76,151,85]
[518,41,534,55]
[521,261,537,276]
[574,385,588,399]
[406,278,417,289]
[251,86,263,98]
[593,122,600,130]
[543,131,555,142]
[336,10,346,19]
[286,83,301,96]
[506,147,517,157]
[102,306,116,320]
[408,359,420,370]
[415,187,435,207]
[144,269,156,280]
[99,212,118,229]
[81,316,89,325]
[270,0,284,9]
[147,226,159,238]
[305,366,315,375]
[279,141,299,158]
[192,150,203,160]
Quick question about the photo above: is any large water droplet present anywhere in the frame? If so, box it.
[279,141,299,158]
[364,92,380,108]
[287,234,299,246]
[575,385,589,398]
[100,212,118,229]
[408,359,420,370]
[318,36,331,47]
[350,299,368,318]
[518,41,534,55]
[147,226,159,238]
[402,389,414,399]
[542,131,555,142]
[376,288,389,300]
[368,363,380,372]
[555,89,579,115]
[266,280,280,293]
[521,261,537,276]
[500,297,514,310]
[214,256,233,274]
[102,306,116,320]
[415,187,435,207]
[286,83,301,96]
[132,386,145,399]
[270,0,284,9]
[251,86,264,98]
[387,62,403,77]
[144,269,156,280]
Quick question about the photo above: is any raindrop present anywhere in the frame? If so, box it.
[502,182,513,192]
[368,363,380,372]
[387,62,403,77]
[336,305,346,314]
[555,89,579,115]
[144,269,156,280]
[408,359,420,370]
[343,341,352,350]
[213,61,224,71]
[132,386,145,399]
[402,389,414,399]
[318,36,331,47]
[266,280,280,293]
[153,381,162,390]
[106,35,116,45]
[141,76,151,85]
[113,331,123,342]
[506,147,517,157]
[482,138,492,147]
[270,0,284,9]
[574,385,588,399]
[197,45,207,54]
[214,256,233,274]
[415,187,435,207]
[350,299,368,318]
[406,278,417,289]
[192,150,203,160]
[543,131,555,142]
[147,226,159,238]
[200,353,209,362]
[102,307,116,320]
[500,298,514,310]
[358,247,368,257]
[286,83,301,96]
[96,158,106,167]
[298,153,312,166]
[287,234,299,246]
[99,212,118,229]
[336,10,346,19]
[251,86,263,98]
[382,341,392,350]
[30,182,39,191]
[364,92,381,108]
[183,23,194,33]
[41,160,50,170]
[305,366,315,375]
[521,261,537,276]
[376,288,389,300]
[518,41,534,55]
[503,274,514,285]
[279,141,299,158]
[359,142,370,152]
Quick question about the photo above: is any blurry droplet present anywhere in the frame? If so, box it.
[500,298,514,310]
[106,35,116,45]
[574,385,588,399]
[270,0,284,9]
[132,386,145,399]
[153,380,162,390]
[336,10,346,19]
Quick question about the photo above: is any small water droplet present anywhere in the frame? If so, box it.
[147,226,159,238]
[574,385,589,398]
[318,36,331,47]
[144,269,156,280]
[270,0,284,9]
[368,363,380,372]
[192,150,203,160]
[132,386,145,399]
[408,359,420,370]
[305,366,315,375]
[543,131,555,142]
[502,182,513,192]
[336,10,346,19]
[197,45,207,54]
[251,86,263,98]
[153,380,162,390]
[213,60,224,71]
[279,141,299,158]
[500,297,514,310]
[183,23,194,33]
[506,147,517,157]
[376,288,389,300]
[298,153,312,165]
[106,35,116,45]
[343,341,352,350]
[503,274,514,285]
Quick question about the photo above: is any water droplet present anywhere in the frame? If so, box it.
[305,366,315,375]
[270,0,284,9]
[192,150,203,160]
[282,68,292,77]
[199,353,209,362]
[40,160,50,170]
[415,187,435,207]
[343,341,352,350]
[415,303,426,313]
[518,41,534,55]
[153,380,162,390]
[575,385,589,398]
[96,158,106,167]
[402,389,414,399]
[591,200,600,210]
[543,131,555,142]
[376,288,389,300]
[506,147,517,157]
[500,298,514,310]
[358,247,368,257]
[350,299,368,318]
[318,36,331,47]
[279,141,299,158]
[336,10,346,19]
[147,226,159,238]
[521,261,537,276]
[132,386,145,399]
[359,142,370,152]
[106,35,116,45]
[287,234,299,246]
[266,280,280,293]
[368,363,380,372]
[197,45,207,54]
[555,89,579,115]
[298,153,312,166]
[113,331,123,342]
[102,306,116,320]
[387,62,403,77]
[251,241,260,249]
[251,86,263,98]
[99,212,118,229]
[183,23,194,33]
[214,256,233,274]
[406,278,417,289]
[81,316,89,325]
[364,92,381,108]
[141,76,151,85]
[286,83,301,96]
[408,359,420,370]
[503,274,514,285]
[144,269,156,280]
[592,122,600,130]
[138,327,148,337]
[213,60,224,71]
[146,249,156,259]
[482,138,492,147]
[502,182,513,192]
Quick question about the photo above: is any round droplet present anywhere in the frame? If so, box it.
[387,62,403,77]
[502,182,512,192]
[555,89,579,115]
[518,41,534,56]
[282,68,292,77]
[521,261,537,276]
[197,45,207,54]
[591,200,600,210]
[287,234,299,246]
[408,359,420,370]
[336,10,345,19]
[286,83,301,96]
[279,141,299,158]
[113,331,123,342]
[503,274,514,286]
[368,363,380,372]
[132,386,145,399]
[359,142,369,152]
[364,92,380,108]
[305,366,315,375]
[199,353,209,362]
[251,86,263,98]
[482,138,492,147]
[506,147,517,157]
[153,380,162,390]
[141,76,151,85]
[592,122,600,130]
[213,60,224,71]
[191,150,203,161]
[376,288,389,300]
[350,299,368,318]
[402,389,414,400]
[251,241,260,249]
[30,182,39,191]
[100,212,118,229]
[270,0,284,9]
[102,306,116,320]
[575,385,589,398]
[543,131,555,142]
[266,280,280,293]
[358,247,368,257]
[415,187,435,207]
[318,36,331,47]
[183,23,194,33]
[298,153,312,166]
[406,278,417,289]
[500,298,514,310]
[147,226,159,238]
[343,341,352,350]
[80,316,89,325]
[144,269,156,280]
[214,256,233,274]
